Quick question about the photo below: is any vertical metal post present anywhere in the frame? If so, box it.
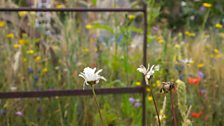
[142,1,147,126]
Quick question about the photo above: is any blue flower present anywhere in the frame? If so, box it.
[28,67,34,74]
[198,71,205,79]
[34,75,39,82]
[0,109,6,115]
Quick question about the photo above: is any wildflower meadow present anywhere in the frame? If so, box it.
[0,0,224,126]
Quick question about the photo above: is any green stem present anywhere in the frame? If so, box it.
[200,9,210,32]
[57,99,65,126]
[91,86,105,126]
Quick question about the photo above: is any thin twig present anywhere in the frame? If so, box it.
[150,87,161,126]
[170,91,177,126]
[91,86,105,126]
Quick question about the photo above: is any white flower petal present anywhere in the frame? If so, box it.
[137,65,147,74]
[96,69,103,75]
[79,67,106,88]
[154,65,160,71]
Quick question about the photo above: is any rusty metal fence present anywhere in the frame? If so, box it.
[0,2,148,126]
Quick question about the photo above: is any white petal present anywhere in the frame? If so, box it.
[146,63,150,72]
[154,65,160,71]
[96,69,103,75]
[137,65,147,74]
[100,76,107,81]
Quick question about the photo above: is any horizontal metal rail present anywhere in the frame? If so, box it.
[0,8,144,12]
[0,87,143,99]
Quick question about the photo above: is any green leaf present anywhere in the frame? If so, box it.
[92,0,97,6]
[92,23,114,33]
[127,26,143,33]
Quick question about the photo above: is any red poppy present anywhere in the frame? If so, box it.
[188,77,201,85]
[191,112,203,118]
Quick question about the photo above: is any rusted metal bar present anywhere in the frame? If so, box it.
[142,1,148,126]
[0,8,144,12]
[0,87,143,99]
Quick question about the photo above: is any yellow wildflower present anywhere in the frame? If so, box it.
[197,63,204,68]
[175,44,181,48]
[6,33,14,39]
[22,58,27,62]
[56,4,64,8]
[0,21,5,28]
[215,54,221,58]
[156,80,161,88]
[34,56,41,62]
[18,39,28,45]
[185,31,195,37]
[82,48,89,53]
[203,3,212,8]
[215,23,222,29]
[42,67,48,73]
[18,11,28,17]
[128,15,136,20]
[135,81,141,86]
[85,24,93,29]
[13,44,20,49]
[148,96,153,101]
[146,87,151,92]
[156,36,164,44]
[214,49,219,53]
[27,49,34,54]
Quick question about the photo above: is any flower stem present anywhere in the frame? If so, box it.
[170,91,177,126]
[150,87,161,126]
[91,86,105,126]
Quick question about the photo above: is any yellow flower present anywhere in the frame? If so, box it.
[215,23,222,29]
[18,39,28,45]
[22,58,27,62]
[197,63,204,68]
[0,21,5,28]
[185,31,195,37]
[13,44,20,49]
[85,24,93,29]
[56,4,64,8]
[6,33,14,39]
[27,49,34,54]
[34,56,41,62]
[82,48,89,53]
[203,3,212,8]
[156,36,164,44]
[156,80,161,88]
[146,87,151,92]
[215,54,221,58]
[42,67,48,73]
[175,44,181,48]
[214,49,219,53]
[148,96,153,101]
[128,15,136,20]
[18,11,28,17]
[135,81,141,86]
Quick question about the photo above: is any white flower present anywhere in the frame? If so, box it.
[137,64,160,84]
[179,58,193,64]
[79,67,106,89]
